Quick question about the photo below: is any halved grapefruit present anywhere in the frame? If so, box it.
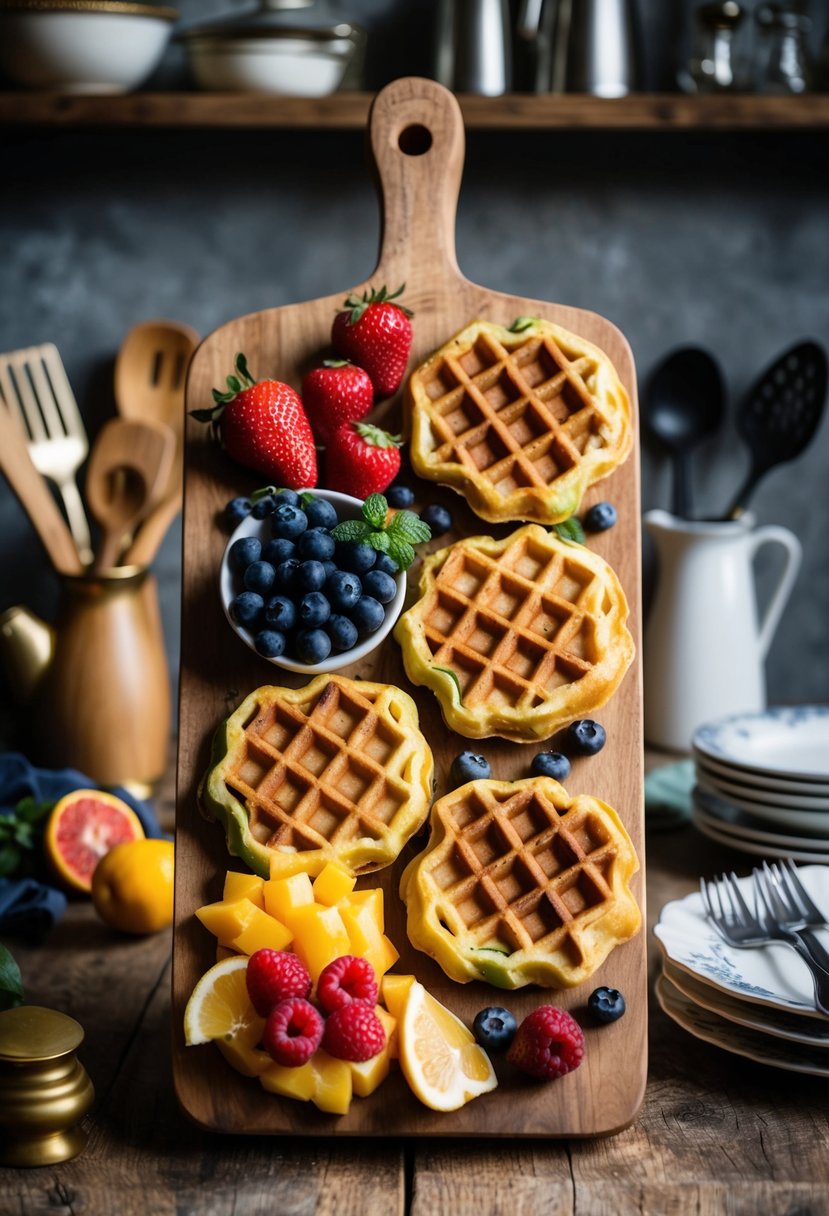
[44,789,145,893]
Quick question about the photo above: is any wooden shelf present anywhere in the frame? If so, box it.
[1,91,829,131]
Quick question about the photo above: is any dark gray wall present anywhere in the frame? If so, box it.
[1,0,828,746]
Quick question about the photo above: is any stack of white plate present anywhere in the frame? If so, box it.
[691,706,829,862]
[654,867,829,1076]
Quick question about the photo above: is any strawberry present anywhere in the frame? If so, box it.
[191,353,317,490]
[324,422,402,498]
[331,284,413,400]
[302,359,374,446]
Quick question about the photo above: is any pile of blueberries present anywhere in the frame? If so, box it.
[225,490,400,666]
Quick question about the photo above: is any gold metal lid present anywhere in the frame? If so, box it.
[0,1006,84,1063]
[0,0,178,20]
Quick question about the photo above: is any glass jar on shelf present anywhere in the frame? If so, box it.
[755,3,812,94]
[678,1,748,94]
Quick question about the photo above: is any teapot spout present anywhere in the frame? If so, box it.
[0,606,55,704]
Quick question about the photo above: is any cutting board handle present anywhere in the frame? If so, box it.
[369,77,466,291]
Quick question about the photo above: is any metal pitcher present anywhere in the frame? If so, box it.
[434,0,512,96]
[517,0,641,95]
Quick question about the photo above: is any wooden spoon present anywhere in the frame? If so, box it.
[85,418,175,571]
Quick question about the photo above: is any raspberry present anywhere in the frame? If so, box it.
[321,1002,386,1062]
[506,1006,585,1081]
[262,997,324,1067]
[316,954,378,1014]
[246,950,311,1018]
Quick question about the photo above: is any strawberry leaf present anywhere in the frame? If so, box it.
[362,494,388,530]
[553,518,585,545]
[386,510,431,544]
[330,519,372,543]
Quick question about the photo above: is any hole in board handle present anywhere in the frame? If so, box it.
[398,124,432,156]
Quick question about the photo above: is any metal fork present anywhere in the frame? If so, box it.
[755,860,829,981]
[701,871,829,1015]
[0,344,93,565]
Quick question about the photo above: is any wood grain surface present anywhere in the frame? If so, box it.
[171,76,646,1138]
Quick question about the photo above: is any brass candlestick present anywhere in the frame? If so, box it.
[0,1006,95,1167]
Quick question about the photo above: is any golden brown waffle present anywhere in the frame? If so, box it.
[407,318,632,525]
[200,675,434,878]
[394,525,634,742]
[400,776,641,989]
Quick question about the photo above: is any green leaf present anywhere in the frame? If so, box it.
[15,797,53,825]
[386,510,431,544]
[433,667,463,704]
[362,493,388,530]
[13,823,33,849]
[299,491,317,508]
[365,531,391,552]
[0,943,24,1011]
[386,537,415,571]
[190,406,218,423]
[330,519,372,543]
[509,316,537,333]
[226,375,242,394]
[553,517,585,545]
[251,485,277,503]
[0,843,21,878]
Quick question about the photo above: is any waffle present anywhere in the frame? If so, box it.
[407,318,632,525]
[394,524,634,742]
[200,675,434,879]
[400,776,641,989]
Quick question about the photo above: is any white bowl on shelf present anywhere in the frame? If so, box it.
[184,33,356,97]
[0,0,178,94]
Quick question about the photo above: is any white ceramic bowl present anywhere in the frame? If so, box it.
[184,34,355,96]
[0,1,177,94]
[219,488,406,676]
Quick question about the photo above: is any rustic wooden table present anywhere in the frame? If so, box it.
[2,747,828,1215]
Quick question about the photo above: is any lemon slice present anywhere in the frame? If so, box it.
[398,981,497,1111]
[183,955,264,1048]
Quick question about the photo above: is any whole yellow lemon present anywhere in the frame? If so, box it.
[91,838,174,935]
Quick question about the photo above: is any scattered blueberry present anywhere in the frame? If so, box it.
[420,503,452,536]
[588,986,626,1024]
[295,628,332,665]
[251,494,276,520]
[326,570,362,612]
[327,614,359,652]
[472,1006,517,1051]
[262,537,296,566]
[566,719,607,756]
[298,527,336,562]
[274,489,300,508]
[254,629,286,659]
[530,752,571,781]
[351,596,385,636]
[299,591,331,629]
[363,569,397,604]
[338,541,377,575]
[449,751,492,786]
[387,483,415,509]
[304,497,339,530]
[243,560,276,596]
[373,553,399,576]
[271,503,308,540]
[228,535,261,573]
[230,591,264,627]
[225,496,252,527]
[264,595,296,632]
[274,558,301,594]
[297,560,327,592]
[322,559,337,580]
[583,502,617,533]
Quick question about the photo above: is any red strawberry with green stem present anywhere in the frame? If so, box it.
[302,359,374,447]
[331,284,413,400]
[325,422,402,498]
[191,353,317,490]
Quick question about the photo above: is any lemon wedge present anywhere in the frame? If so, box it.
[183,955,264,1048]
[398,981,497,1111]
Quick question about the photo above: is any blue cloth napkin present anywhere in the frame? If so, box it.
[0,752,162,942]
[644,759,695,831]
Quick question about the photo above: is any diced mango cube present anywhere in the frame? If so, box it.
[195,897,259,947]
[344,887,385,933]
[260,1059,317,1102]
[268,852,330,881]
[222,871,265,908]
[311,1050,353,1115]
[263,872,314,925]
[348,1006,396,1096]
[216,1037,272,1078]
[341,902,399,978]
[230,904,293,955]
[313,862,356,907]
[380,974,416,1021]
[290,903,350,981]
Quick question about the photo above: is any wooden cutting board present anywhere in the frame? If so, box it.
[172,76,646,1138]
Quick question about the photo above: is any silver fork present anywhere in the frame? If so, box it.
[755,860,829,980]
[701,871,829,1016]
[0,344,93,565]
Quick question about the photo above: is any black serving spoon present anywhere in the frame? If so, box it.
[725,340,828,519]
[644,346,725,518]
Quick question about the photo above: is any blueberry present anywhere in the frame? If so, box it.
[295,628,332,665]
[530,751,571,782]
[271,503,308,540]
[254,629,286,659]
[566,719,607,756]
[262,537,296,566]
[449,751,491,786]
[373,553,399,576]
[338,541,377,575]
[298,527,336,562]
[274,489,300,508]
[350,595,385,636]
[225,496,252,527]
[275,558,301,594]
[363,569,397,604]
[251,494,276,520]
[583,501,617,533]
[588,986,626,1024]
[299,591,331,629]
[243,560,276,596]
[327,614,359,652]
[230,591,264,627]
[327,569,362,612]
[303,497,339,530]
[297,560,327,592]
[420,503,452,536]
[264,595,296,632]
[472,1006,517,1051]
[322,559,337,579]
[387,483,415,509]
[228,535,261,574]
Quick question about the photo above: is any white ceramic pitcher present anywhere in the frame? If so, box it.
[643,509,802,752]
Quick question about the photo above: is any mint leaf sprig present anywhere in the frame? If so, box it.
[330,493,431,571]
[0,943,24,1012]
[0,796,54,880]
[552,517,585,545]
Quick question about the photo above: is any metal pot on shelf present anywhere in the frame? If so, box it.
[517,0,641,96]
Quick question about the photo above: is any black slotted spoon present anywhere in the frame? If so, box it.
[725,340,828,519]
